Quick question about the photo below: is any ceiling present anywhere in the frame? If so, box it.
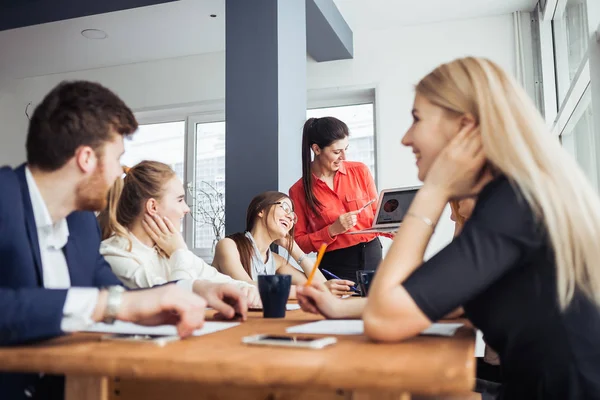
[0,0,536,81]
[333,0,537,30]
[0,0,177,31]
[0,0,224,80]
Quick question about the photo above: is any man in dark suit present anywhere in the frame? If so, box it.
[0,81,248,400]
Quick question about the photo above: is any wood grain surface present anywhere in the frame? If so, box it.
[0,309,475,397]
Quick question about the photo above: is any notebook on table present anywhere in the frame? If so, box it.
[348,186,420,234]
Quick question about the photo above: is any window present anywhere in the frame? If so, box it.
[536,0,598,192]
[188,121,226,251]
[119,121,186,233]
[121,121,185,180]
[560,88,596,189]
[307,103,377,182]
[128,98,377,261]
[552,0,589,102]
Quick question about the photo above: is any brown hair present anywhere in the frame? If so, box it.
[301,117,349,214]
[98,160,176,249]
[227,191,295,277]
[27,81,138,171]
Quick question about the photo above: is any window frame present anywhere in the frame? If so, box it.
[535,0,598,185]
[537,0,595,134]
[133,102,225,260]
[132,92,379,260]
[185,112,226,259]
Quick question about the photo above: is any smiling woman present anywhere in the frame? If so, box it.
[97,160,256,295]
[212,191,355,298]
[296,57,600,400]
[289,117,387,283]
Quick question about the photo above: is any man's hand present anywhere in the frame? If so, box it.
[192,281,248,321]
[116,284,207,337]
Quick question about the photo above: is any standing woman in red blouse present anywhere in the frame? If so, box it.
[289,117,384,283]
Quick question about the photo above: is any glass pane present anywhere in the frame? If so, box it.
[561,94,596,190]
[553,0,589,102]
[307,103,376,180]
[121,121,186,182]
[192,121,226,250]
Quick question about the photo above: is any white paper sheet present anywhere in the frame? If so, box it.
[287,320,364,335]
[420,322,464,336]
[286,320,464,337]
[249,303,301,311]
[475,330,485,358]
[84,320,240,337]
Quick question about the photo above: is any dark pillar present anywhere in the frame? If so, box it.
[225,0,307,234]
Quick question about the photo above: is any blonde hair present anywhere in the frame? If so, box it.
[97,161,176,250]
[417,57,600,309]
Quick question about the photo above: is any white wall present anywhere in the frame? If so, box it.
[0,80,24,167]
[0,13,516,257]
[307,14,516,256]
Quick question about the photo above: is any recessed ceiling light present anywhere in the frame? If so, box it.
[210,14,217,18]
[81,29,108,40]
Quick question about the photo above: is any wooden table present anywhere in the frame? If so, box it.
[0,309,476,400]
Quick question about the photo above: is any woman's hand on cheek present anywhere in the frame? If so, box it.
[423,124,488,200]
[274,235,292,250]
[142,214,188,257]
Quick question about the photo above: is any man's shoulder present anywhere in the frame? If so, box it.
[66,211,104,243]
[0,165,20,190]
[0,166,25,212]
[66,210,99,226]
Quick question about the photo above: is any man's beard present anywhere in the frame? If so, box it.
[75,167,110,212]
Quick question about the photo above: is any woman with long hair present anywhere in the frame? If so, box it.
[98,161,260,306]
[296,57,600,399]
[289,117,389,283]
[212,191,355,298]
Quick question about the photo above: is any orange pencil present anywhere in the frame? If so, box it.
[305,243,327,286]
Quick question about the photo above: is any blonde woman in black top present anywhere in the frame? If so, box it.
[296,57,600,399]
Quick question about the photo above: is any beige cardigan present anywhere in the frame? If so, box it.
[100,233,252,290]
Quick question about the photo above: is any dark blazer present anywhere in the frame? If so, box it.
[0,164,122,400]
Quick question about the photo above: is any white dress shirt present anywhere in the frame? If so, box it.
[26,168,220,333]
[25,167,99,332]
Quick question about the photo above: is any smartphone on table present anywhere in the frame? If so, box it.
[242,334,337,349]
[101,334,180,347]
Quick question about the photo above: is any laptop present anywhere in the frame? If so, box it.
[348,186,420,234]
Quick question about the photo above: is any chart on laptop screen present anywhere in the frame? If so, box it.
[376,190,417,225]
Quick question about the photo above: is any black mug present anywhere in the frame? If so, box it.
[355,270,376,297]
[257,274,292,318]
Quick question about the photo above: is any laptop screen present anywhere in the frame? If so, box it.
[375,189,418,225]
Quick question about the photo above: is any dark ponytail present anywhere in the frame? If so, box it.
[301,118,319,214]
[301,117,350,214]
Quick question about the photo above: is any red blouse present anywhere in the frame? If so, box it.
[289,161,380,253]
